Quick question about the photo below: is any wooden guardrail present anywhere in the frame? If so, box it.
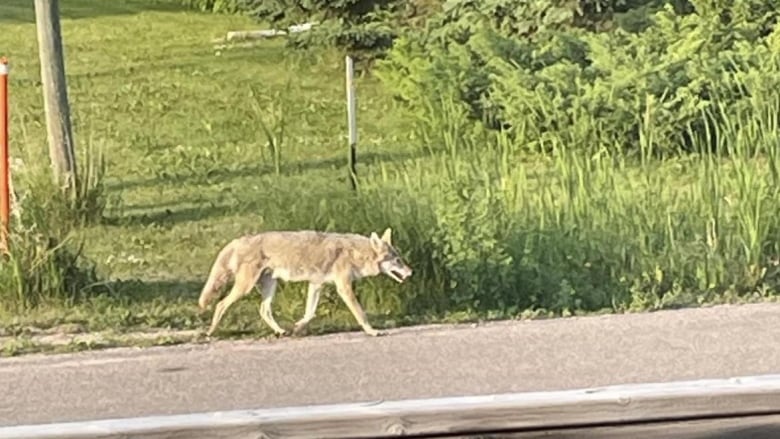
[1,374,779,439]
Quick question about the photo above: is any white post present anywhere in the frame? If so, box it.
[345,55,357,190]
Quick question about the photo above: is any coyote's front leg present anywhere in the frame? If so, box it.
[334,278,386,337]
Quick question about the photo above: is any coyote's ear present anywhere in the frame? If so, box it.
[370,232,384,251]
[381,228,392,245]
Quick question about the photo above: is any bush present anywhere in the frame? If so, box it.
[235,0,443,58]
[177,0,443,59]
[377,0,780,156]
[0,144,108,312]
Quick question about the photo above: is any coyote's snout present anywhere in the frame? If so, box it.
[198,227,412,338]
[378,244,413,284]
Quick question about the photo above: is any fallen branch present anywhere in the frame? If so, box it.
[225,22,318,42]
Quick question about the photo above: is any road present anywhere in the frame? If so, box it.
[1,303,779,428]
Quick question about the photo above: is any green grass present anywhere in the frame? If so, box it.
[0,0,778,351]
[0,0,426,338]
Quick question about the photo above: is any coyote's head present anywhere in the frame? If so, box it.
[370,228,413,283]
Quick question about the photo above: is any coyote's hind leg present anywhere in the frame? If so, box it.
[206,262,262,337]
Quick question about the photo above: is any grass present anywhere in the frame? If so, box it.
[0,0,440,345]
[0,0,778,355]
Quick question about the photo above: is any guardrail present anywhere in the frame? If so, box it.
[2,374,779,438]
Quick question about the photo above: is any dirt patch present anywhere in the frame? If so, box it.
[0,325,205,356]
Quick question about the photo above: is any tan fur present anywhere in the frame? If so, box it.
[198,227,413,337]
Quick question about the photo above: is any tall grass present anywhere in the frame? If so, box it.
[331,86,780,319]
[0,135,108,312]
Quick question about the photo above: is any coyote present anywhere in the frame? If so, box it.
[198,227,413,337]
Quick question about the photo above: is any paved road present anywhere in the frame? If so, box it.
[1,303,779,428]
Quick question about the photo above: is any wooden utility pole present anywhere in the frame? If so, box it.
[34,0,77,190]
[345,56,357,190]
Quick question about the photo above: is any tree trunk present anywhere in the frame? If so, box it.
[34,0,77,190]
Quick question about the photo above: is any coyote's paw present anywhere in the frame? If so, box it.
[272,329,289,338]
[363,328,387,337]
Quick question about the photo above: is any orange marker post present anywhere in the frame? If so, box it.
[0,57,9,252]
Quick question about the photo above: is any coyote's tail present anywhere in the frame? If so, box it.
[198,241,235,309]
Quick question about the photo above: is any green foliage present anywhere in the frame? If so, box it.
[0,150,107,312]
[177,0,247,14]
[239,0,442,56]
[431,173,515,311]
[378,0,780,155]
[396,88,780,316]
[369,0,780,316]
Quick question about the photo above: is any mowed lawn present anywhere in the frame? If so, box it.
[0,0,422,340]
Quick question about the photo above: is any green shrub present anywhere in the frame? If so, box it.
[235,0,443,58]
[0,143,108,312]
[377,0,780,156]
